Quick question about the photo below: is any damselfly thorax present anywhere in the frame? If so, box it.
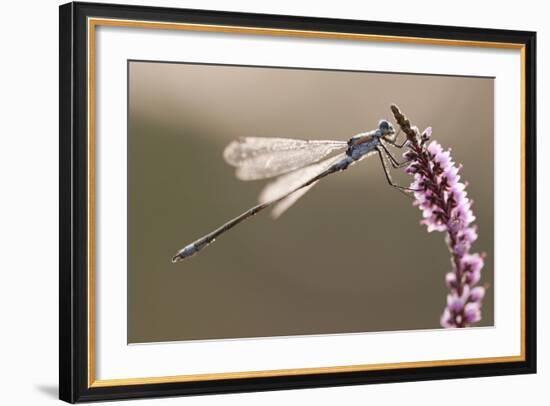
[172,119,412,262]
[345,122,393,162]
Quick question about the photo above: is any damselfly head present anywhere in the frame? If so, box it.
[377,119,395,136]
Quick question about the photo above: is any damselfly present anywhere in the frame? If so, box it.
[172,119,413,263]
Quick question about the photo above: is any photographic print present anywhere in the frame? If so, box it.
[60,3,535,401]
[127,61,494,343]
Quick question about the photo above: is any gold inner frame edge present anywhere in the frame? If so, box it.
[86,17,527,388]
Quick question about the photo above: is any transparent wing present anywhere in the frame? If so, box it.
[259,153,347,219]
[269,184,317,219]
[223,137,347,180]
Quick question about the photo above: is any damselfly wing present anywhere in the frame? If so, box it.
[223,137,348,180]
[258,153,348,218]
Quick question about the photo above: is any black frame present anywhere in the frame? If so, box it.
[60,1,537,403]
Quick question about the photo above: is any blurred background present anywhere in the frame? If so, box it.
[127,61,494,343]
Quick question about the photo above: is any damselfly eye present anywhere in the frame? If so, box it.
[378,120,389,130]
[378,120,393,134]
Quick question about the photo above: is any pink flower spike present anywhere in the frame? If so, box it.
[398,117,487,328]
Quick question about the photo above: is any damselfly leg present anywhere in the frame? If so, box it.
[376,147,419,194]
[378,142,410,168]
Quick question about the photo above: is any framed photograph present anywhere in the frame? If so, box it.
[59,1,536,403]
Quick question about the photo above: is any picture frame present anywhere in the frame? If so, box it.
[59,1,536,403]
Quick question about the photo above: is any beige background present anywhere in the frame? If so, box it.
[127,61,494,343]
